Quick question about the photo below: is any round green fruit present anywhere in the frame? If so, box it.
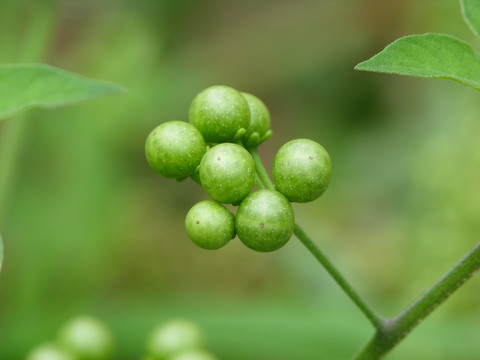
[170,350,218,360]
[273,138,332,203]
[241,92,271,147]
[185,201,235,250]
[26,344,75,360]
[147,320,204,360]
[235,189,294,252]
[145,121,206,179]
[189,85,250,143]
[57,316,113,360]
[199,143,255,204]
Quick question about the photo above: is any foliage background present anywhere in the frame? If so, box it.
[1,0,480,359]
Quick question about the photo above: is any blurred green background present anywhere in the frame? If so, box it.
[1,0,480,359]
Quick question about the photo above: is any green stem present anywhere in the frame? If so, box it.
[254,174,264,190]
[248,147,275,190]
[0,0,58,226]
[294,224,384,328]
[249,146,383,328]
[0,117,26,226]
[353,240,480,359]
[249,148,480,359]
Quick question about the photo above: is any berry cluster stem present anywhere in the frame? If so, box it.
[293,224,384,328]
[248,147,383,329]
[249,146,480,359]
[248,147,275,191]
[353,240,480,359]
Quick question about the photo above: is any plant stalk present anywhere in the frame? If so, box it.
[294,224,384,328]
[0,117,26,226]
[0,0,59,226]
[353,240,480,359]
[248,147,275,191]
[249,146,383,328]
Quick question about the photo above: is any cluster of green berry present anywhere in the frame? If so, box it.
[26,317,216,360]
[145,85,332,252]
[26,316,113,360]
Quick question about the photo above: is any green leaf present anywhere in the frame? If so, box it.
[0,63,125,121]
[355,33,480,91]
[461,0,480,38]
[0,233,3,274]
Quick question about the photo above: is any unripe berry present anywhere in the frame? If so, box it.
[235,189,294,252]
[145,121,206,179]
[147,320,205,360]
[57,316,113,360]
[26,344,75,360]
[241,92,272,147]
[273,139,332,203]
[189,86,250,143]
[185,201,235,250]
[199,143,255,204]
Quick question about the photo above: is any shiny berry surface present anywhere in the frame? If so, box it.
[241,92,271,147]
[189,85,250,143]
[273,138,332,203]
[145,121,206,179]
[235,189,294,252]
[199,143,255,204]
[185,201,235,250]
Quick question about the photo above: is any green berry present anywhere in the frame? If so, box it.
[26,344,75,360]
[185,201,235,250]
[147,320,204,360]
[273,138,332,203]
[189,85,250,143]
[57,316,113,360]
[241,92,272,147]
[145,121,206,179]
[235,189,294,252]
[170,350,218,360]
[199,143,255,204]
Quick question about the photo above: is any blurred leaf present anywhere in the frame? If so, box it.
[461,0,480,38]
[355,34,480,91]
[0,64,126,121]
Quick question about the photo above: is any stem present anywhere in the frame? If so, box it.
[0,0,59,225]
[294,224,384,328]
[254,173,264,190]
[0,117,26,226]
[250,149,480,358]
[249,146,383,328]
[248,147,274,190]
[353,240,480,359]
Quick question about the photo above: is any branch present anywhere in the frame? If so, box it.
[249,146,383,328]
[353,240,480,359]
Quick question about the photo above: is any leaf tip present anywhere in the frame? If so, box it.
[98,82,128,96]
[354,60,372,72]
[109,84,129,94]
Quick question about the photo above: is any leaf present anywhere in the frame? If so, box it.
[355,33,480,91]
[461,0,480,38]
[0,63,126,121]
[0,233,3,273]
